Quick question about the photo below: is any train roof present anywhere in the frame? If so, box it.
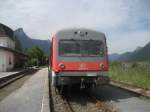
[55,28,106,40]
[56,28,105,35]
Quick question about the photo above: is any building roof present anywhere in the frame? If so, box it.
[0,23,14,40]
[0,46,27,57]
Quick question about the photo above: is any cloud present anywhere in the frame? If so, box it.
[0,0,150,53]
[108,30,150,54]
[0,0,128,33]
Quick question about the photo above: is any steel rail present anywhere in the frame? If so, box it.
[59,94,75,112]
[85,93,114,112]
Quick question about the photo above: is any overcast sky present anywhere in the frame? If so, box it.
[0,0,150,54]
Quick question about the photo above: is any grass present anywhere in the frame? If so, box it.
[109,61,150,89]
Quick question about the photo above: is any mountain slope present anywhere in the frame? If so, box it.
[117,52,133,61]
[110,42,150,61]
[128,42,150,61]
[109,53,120,61]
[14,28,51,55]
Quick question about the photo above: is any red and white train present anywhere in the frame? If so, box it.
[49,28,109,88]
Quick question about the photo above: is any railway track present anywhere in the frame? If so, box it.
[0,68,38,89]
[50,86,117,112]
[50,87,74,112]
[85,93,116,112]
[59,93,74,112]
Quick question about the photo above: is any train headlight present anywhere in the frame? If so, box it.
[100,63,105,70]
[58,63,65,69]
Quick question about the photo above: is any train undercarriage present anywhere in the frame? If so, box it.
[50,70,110,89]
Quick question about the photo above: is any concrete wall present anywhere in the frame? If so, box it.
[0,49,14,72]
[5,51,14,71]
[0,36,15,49]
[0,49,6,72]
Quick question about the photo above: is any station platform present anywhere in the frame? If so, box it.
[0,71,19,79]
[0,68,50,112]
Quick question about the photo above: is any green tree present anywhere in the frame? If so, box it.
[26,46,45,66]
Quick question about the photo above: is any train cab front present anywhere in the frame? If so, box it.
[51,61,109,87]
[50,29,110,88]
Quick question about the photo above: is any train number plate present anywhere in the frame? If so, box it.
[87,73,97,76]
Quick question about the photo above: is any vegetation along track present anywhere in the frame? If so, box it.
[50,86,117,112]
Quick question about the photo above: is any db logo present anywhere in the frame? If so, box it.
[79,63,88,70]
[80,63,86,68]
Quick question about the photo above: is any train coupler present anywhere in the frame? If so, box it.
[80,78,85,89]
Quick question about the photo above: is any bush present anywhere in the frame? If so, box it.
[109,61,150,89]
[25,46,45,66]
[110,61,121,66]
[131,62,138,68]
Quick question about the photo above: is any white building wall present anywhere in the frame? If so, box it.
[5,51,14,71]
[7,37,15,49]
[0,37,7,47]
[0,49,14,72]
[0,49,6,72]
[0,36,15,49]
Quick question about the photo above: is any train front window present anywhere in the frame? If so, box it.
[59,39,104,57]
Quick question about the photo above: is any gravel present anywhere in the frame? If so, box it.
[50,86,116,112]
